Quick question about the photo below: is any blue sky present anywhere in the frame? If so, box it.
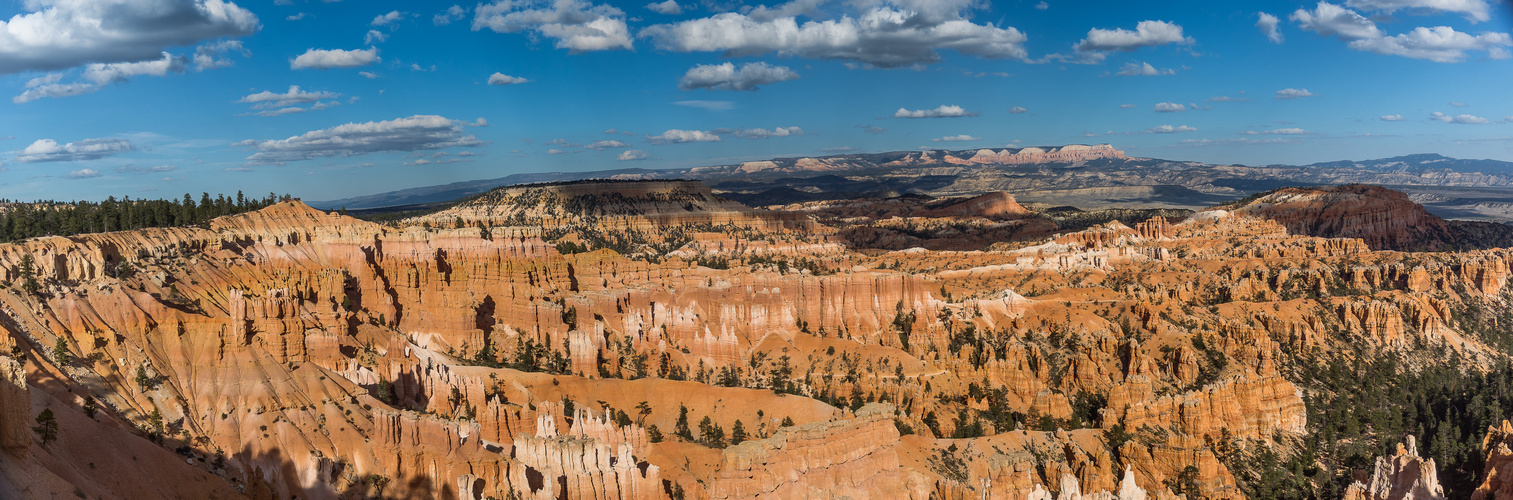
[1,0,1511,202]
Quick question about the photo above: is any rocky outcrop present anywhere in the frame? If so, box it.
[1345,436,1446,500]
[708,403,928,499]
[1231,185,1456,251]
[0,356,27,457]
[1473,421,1513,500]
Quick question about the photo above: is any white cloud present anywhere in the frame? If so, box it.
[1242,128,1311,135]
[1074,20,1193,53]
[1153,102,1186,112]
[13,51,189,103]
[291,48,380,69]
[1291,2,1382,40]
[488,73,530,85]
[65,168,102,179]
[639,2,1029,68]
[858,125,886,134]
[1115,61,1175,76]
[238,86,339,108]
[1146,125,1197,134]
[1035,1,1049,9]
[435,5,467,25]
[1008,106,1027,114]
[235,115,484,165]
[1380,114,1405,121]
[410,64,435,72]
[194,40,249,70]
[16,138,134,163]
[931,134,979,142]
[646,0,682,14]
[287,12,306,21]
[585,140,631,150]
[1291,1,1508,62]
[1118,104,1137,109]
[673,100,733,111]
[679,62,799,91]
[359,71,380,79]
[618,149,649,160]
[546,148,565,154]
[1257,12,1284,43]
[366,30,389,45]
[1450,101,1467,107]
[1430,111,1489,123]
[473,0,632,52]
[1347,26,1512,63]
[1206,95,1249,102]
[1344,0,1492,23]
[723,126,803,138]
[372,10,407,26]
[0,0,260,75]
[647,129,721,144]
[1275,88,1314,99]
[894,105,976,118]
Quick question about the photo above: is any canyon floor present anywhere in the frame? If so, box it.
[5,180,1513,499]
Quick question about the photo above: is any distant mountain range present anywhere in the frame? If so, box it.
[311,146,1513,221]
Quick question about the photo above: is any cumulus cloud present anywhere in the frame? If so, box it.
[13,52,190,103]
[1275,88,1314,99]
[1035,1,1049,9]
[235,115,484,165]
[1153,102,1186,112]
[291,48,380,69]
[1116,61,1175,76]
[673,100,733,111]
[473,0,633,52]
[194,40,249,70]
[0,0,260,75]
[435,5,467,25]
[618,149,649,160]
[1291,2,1382,40]
[65,168,103,179]
[1074,20,1193,55]
[894,105,976,118]
[1292,2,1509,62]
[639,1,1029,68]
[1008,106,1027,114]
[1257,12,1284,43]
[679,62,799,91]
[365,30,389,45]
[1430,111,1490,123]
[1118,104,1137,109]
[1146,125,1197,134]
[585,140,630,150]
[646,0,682,14]
[1344,0,1492,23]
[238,86,339,108]
[360,71,380,79]
[287,13,306,21]
[1347,27,1511,63]
[932,134,979,142]
[647,129,722,144]
[16,138,135,163]
[719,126,803,138]
[488,73,530,85]
[1381,114,1405,121]
[372,10,407,26]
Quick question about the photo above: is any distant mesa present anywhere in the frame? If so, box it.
[1226,184,1513,251]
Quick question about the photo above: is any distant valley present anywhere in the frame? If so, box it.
[315,145,1513,222]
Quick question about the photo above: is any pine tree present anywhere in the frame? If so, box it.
[19,254,39,296]
[33,408,58,445]
[53,337,70,365]
[674,404,693,441]
[730,420,747,445]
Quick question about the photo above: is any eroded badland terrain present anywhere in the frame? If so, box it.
[7,176,1513,499]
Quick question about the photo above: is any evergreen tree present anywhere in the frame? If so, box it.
[18,254,39,296]
[33,408,58,446]
[730,420,747,445]
[52,337,70,365]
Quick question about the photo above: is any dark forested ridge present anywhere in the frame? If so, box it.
[0,192,291,243]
